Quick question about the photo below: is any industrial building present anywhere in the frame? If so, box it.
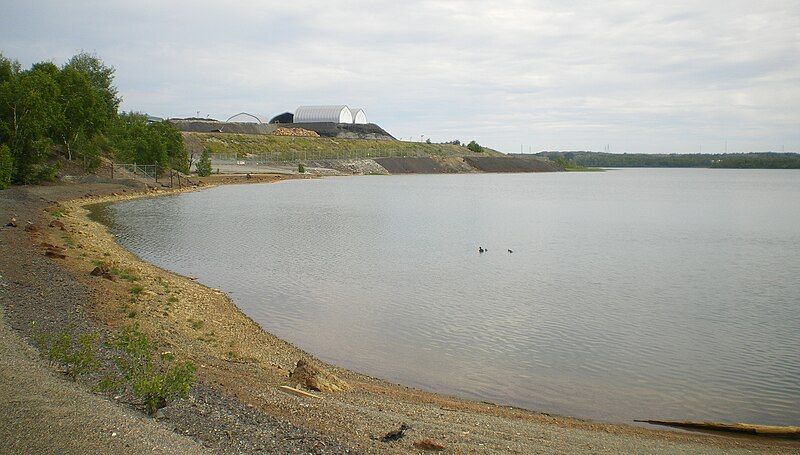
[294,105,353,124]
[279,105,369,125]
[349,108,368,124]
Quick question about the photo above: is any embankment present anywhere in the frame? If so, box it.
[465,156,563,172]
[362,156,563,174]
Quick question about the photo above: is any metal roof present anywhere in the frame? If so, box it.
[294,105,353,123]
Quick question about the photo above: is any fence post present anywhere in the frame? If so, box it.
[155,164,159,183]
[111,162,114,180]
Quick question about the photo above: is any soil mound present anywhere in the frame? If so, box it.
[273,127,320,137]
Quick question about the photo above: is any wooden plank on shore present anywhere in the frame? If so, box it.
[278,385,321,399]
[635,420,800,439]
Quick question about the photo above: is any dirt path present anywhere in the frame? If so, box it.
[1,179,797,454]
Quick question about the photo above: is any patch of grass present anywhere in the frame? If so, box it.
[110,267,139,282]
[50,210,65,218]
[129,284,144,296]
[62,235,75,248]
[167,296,178,304]
[31,324,100,380]
[93,375,123,392]
[127,310,137,318]
[188,319,204,330]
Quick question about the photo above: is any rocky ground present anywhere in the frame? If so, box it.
[1,176,798,454]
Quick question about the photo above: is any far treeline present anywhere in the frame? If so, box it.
[0,52,187,189]
[537,151,800,169]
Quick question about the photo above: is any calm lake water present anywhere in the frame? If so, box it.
[100,169,800,425]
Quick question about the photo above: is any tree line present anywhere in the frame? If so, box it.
[536,151,800,169]
[0,52,187,189]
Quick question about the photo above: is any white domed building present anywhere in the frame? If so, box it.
[294,105,353,124]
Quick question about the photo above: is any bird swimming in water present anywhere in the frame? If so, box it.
[508,249,513,253]
[478,246,485,253]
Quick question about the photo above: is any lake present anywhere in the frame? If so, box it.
[99,169,800,426]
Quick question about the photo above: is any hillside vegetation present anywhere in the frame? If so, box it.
[184,132,504,161]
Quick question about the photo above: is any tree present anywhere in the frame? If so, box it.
[467,140,483,153]
[108,113,185,172]
[195,149,212,176]
[52,66,107,162]
[0,59,61,183]
[0,144,12,189]
[65,52,121,117]
[149,120,187,173]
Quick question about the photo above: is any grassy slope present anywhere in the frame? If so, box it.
[186,132,504,161]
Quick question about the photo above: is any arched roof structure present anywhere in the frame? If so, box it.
[350,108,368,124]
[294,105,353,124]
[269,112,294,124]
[225,112,264,123]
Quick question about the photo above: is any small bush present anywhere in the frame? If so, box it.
[110,326,196,417]
[129,284,144,295]
[32,324,100,380]
[298,163,305,173]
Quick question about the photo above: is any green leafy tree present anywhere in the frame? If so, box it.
[149,120,187,173]
[108,113,185,172]
[467,140,484,153]
[0,144,12,189]
[0,58,61,183]
[65,52,121,116]
[52,66,108,162]
[195,148,212,176]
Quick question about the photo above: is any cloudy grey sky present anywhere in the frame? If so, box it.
[2,1,798,153]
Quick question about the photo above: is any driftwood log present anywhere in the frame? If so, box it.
[635,420,800,439]
[278,385,321,399]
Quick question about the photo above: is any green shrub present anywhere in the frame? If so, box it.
[32,324,100,380]
[110,326,196,417]
[298,163,305,173]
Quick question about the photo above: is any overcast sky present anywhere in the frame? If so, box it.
[2,1,798,153]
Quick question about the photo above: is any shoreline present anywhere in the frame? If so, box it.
[2,175,796,453]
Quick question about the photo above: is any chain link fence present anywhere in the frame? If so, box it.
[114,163,159,179]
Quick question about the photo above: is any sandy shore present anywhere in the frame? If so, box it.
[1,175,797,454]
